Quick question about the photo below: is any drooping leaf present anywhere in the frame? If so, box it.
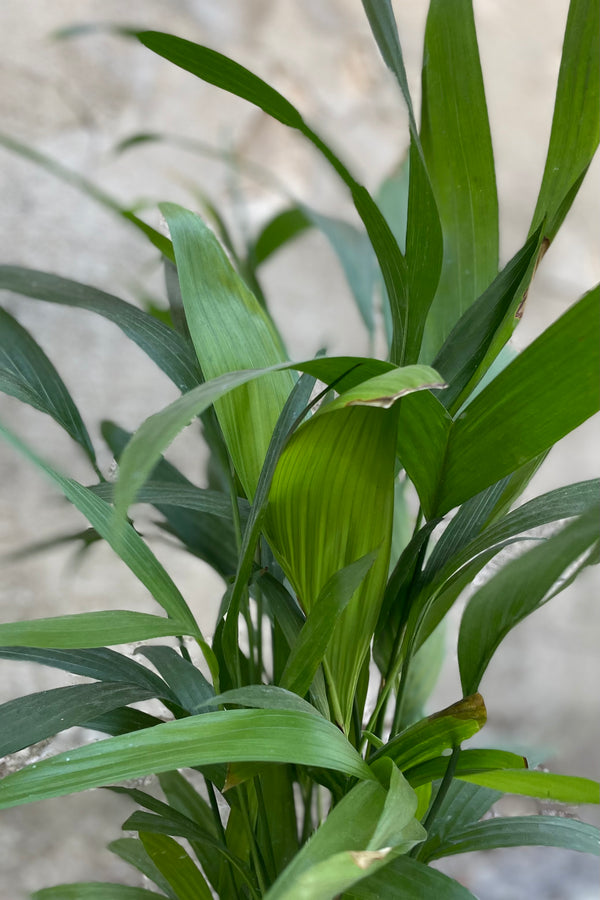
[137,32,411,365]
[0,265,201,392]
[419,0,498,360]
[0,682,161,757]
[0,611,193,649]
[0,307,97,468]
[0,709,372,810]
[135,645,214,714]
[461,769,600,805]
[429,815,600,859]
[414,779,501,863]
[0,422,199,636]
[201,685,321,717]
[530,0,600,241]
[459,505,600,694]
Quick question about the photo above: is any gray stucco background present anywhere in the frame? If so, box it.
[1,1,598,897]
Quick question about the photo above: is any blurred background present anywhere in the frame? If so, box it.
[0,1,598,897]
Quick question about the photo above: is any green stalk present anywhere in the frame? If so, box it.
[239,786,269,895]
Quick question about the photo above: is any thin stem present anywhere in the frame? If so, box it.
[322,658,345,730]
[412,746,461,856]
[239,786,268,895]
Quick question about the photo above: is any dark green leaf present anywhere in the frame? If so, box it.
[530,0,600,240]
[415,780,501,863]
[0,307,97,467]
[345,854,477,899]
[419,0,498,359]
[459,505,600,694]
[252,207,312,264]
[84,708,162,736]
[0,266,201,392]
[0,682,160,756]
[430,815,600,859]
[109,838,177,899]
[136,645,214,714]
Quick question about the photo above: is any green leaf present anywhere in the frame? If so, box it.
[414,780,501,863]
[0,133,173,261]
[419,0,498,359]
[0,422,200,636]
[138,32,411,365]
[252,207,312,265]
[432,230,541,410]
[109,838,177,899]
[84,708,162,736]
[429,815,600,859]
[459,505,600,694]
[461,769,600,805]
[344,854,478,899]
[0,646,172,696]
[161,201,295,500]
[405,748,528,789]
[0,682,161,757]
[135,646,213,714]
[202,685,321,717]
[530,0,600,240]
[361,0,443,362]
[371,694,486,771]
[140,832,213,900]
[92,479,248,520]
[0,611,193,649]
[0,307,97,468]
[0,709,372,810]
[280,553,377,698]
[0,266,201,392]
[31,886,164,900]
[265,762,424,900]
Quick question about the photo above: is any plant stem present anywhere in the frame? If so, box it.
[412,746,461,855]
[239,786,268,895]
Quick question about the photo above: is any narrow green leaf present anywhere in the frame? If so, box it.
[435,288,600,515]
[0,307,97,467]
[109,838,177,899]
[0,709,372,810]
[345,854,478,899]
[0,422,200,636]
[135,646,214,714]
[84,708,162,736]
[415,780,501,863]
[371,694,486,770]
[462,769,600,805]
[92,479,248,521]
[0,133,173,261]
[280,553,377,698]
[0,682,160,757]
[0,265,201,392]
[140,832,213,900]
[530,0,600,240]
[252,207,312,264]
[138,32,411,364]
[459,505,600,694]
[161,202,295,500]
[202,685,321,717]
[0,611,192,649]
[31,886,164,900]
[419,0,498,359]
[405,748,528,789]
[432,230,541,410]
[0,646,172,697]
[430,815,600,859]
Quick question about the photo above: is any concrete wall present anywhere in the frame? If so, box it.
[1,1,598,897]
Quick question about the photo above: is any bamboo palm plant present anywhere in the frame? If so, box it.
[0,0,599,897]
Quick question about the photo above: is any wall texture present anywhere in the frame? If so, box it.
[0,1,598,897]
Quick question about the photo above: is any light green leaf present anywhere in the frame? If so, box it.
[280,553,377,698]
[0,682,160,757]
[109,838,177,899]
[461,769,600,805]
[0,265,201,392]
[202,685,321,717]
[0,421,199,635]
[405,748,528,789]
[530,0,599,240]
[371,694,487,771]
[0,709,372,810]
[459,505,600,694]
[161,202,295,500]
[0,306,97,467]
[419,0,498,359]
[0,611,193,649]
[140,832,213,900]
[429,815,600,859]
